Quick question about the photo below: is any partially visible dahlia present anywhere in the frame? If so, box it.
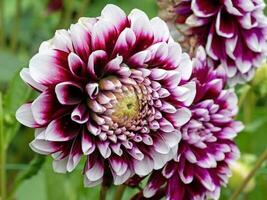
[174,0,267,85]
[47,0,63,13]
[16,4,196,187]
[133,47,244,200]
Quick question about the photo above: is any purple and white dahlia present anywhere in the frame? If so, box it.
[135,47,244,200]
[16,4,196,187]
[174,0,267,85]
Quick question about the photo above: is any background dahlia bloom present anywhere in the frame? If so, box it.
[47,0,63,13]
[16,4,196,186]
[134,47,244,200]
[174,0,267,85]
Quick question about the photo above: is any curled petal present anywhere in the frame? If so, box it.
[55,81,83,105]
[68,52,86,77]
[71,103,89,124]
[87,50,108,79]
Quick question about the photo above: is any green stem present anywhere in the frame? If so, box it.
[11,0,21,52]
[0,93,6,200]
[0,0,5,47]
[230,148,267,200]
[243,89,255,124]
[99,184,108,200]
[112,185,126,200]
[238,84,251,108]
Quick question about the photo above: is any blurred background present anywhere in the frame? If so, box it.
[0,0,267,199]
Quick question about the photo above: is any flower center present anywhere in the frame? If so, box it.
[111,90,140,126]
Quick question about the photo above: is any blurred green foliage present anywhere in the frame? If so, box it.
[0,0,267,200]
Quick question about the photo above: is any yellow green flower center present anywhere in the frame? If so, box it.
[111,91,140,126]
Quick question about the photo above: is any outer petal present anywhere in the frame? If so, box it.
[69,23,91,61]
[16,103,40,128]
[133,155,154,176]
[52,29,73,53]
[29,50,71,86]
[150,17,170,43]
[67,136,83,172]
[128,9,154,47]
[84,154,104,183]
[31,90,65,125]
[101,4,128,32]
[20,68,47,92]
[45,116,80,141]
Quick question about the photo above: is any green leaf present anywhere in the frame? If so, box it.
[9,155,46,199]
[0,51,21,86]
[244,117,267,133]
[3,70,31,114]
[257,167,267,175]
[238,84,251,108]
[3,69,32,147]
[15,170,47,200]
[242,89,256,124]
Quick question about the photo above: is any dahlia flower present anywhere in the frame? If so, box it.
[134,47,244,200]
[174,0,267,85]
[16,4,196,187]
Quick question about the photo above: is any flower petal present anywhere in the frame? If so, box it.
[20,68,47,92]
[29,50,71,86]
[101,4,128,32]
[71,103,89,124]
[133,155,153,176]
[16,103,40,128]
[31,90,66,125]
[69,23,90,61]
[68,52,86,77]
[84,154,104,182]
[55,81,83,105]
[166,107,192,128]
[45,116,80,141]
